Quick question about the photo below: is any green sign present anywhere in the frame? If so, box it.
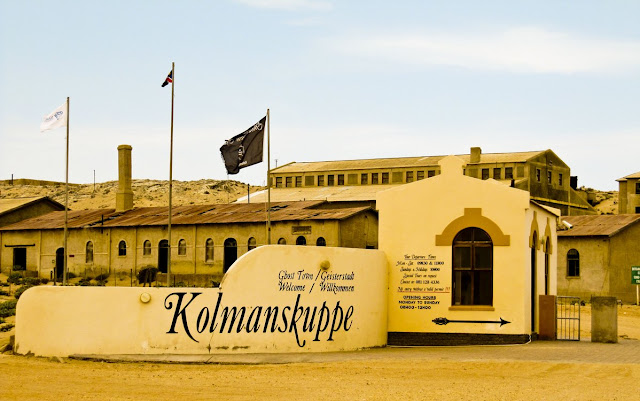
[632,266,640,285]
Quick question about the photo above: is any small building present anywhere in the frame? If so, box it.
[378,156,559,344]
[557,214,640,304]
[0,196,64,228]
[261,147,595,215]
[616,172,640,214]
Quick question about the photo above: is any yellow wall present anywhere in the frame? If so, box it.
[1,212,377,279]
[15,246,388,356]
[378,156,558,336]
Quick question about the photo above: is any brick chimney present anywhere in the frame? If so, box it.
[470,147,481,163]
[116,145,133,212]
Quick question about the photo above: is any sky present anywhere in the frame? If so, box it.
[1,0,639,191]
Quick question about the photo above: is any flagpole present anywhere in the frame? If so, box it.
[63,97,69,286]
[168,62,174,287]
[267,108,271,245]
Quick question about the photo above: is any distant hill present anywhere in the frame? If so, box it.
[0,179,264,210]
[0,179,619,215]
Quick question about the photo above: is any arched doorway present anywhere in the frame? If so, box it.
[55,248,65,279]
[531,233,537,332]
[158,240,169,273]
[223,238,237,273]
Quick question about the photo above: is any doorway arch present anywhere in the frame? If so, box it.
[223,238,237,273]
[158,240,169,273]
[55,247,65,279]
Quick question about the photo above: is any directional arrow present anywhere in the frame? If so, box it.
[432,317,510,326]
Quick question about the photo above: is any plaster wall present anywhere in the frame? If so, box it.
[15,245,388,357]
[557,237,610,300]
[378,156,556,337]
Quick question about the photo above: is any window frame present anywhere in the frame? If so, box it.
[86,241,94,263]
[143,240,152,256]
[360,173,368,185]
[205,238,214,263]
[567,249,580,277]
[178,239,187,256]
[452,227,493,306]
[406,171,414,183]
[118,240,127,257]
[481,169,490,180]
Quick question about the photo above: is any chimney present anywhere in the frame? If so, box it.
[470,147,481,163]
[116,145,133,212]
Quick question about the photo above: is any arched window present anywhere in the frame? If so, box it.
[205,238,214,262]
[178,239,187,256]
[85,241,94,263]
[118,240,127,256]
[296,236,307,246]
[248,237,257,251]
[452,227,493,306]
[567,249,580,277]
[316,237,326,247]
[278,238,287,245]
[143,240,151,256]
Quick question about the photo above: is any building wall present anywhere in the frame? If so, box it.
[609,225,640,302]
[557,237,611,301]
[619,178,640,214]
[378,156,558,342]
[0,213,378,279]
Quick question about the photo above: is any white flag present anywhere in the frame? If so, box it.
[40,101,68,132]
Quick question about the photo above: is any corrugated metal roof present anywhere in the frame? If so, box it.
[0,209,116,230]
[0,201,374,231]
[0,196,64,215]
[558,214,640,237]
[270,151,544,173]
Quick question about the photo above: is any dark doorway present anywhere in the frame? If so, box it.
[56,247,65,279]
[223,238,237,273]
[158,240,169,273]
[531,234,537,332]
[13,248,26,271]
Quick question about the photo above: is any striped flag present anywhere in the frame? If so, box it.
[161,70,173,87]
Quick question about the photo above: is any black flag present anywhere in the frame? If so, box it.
[220,116,266,175]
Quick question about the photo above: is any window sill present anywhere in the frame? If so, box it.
[449,306,495,311]
[566,276,580,279]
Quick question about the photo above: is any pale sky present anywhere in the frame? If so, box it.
[1,0,639,191]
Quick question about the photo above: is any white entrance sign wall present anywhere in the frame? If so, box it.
[15,246,387,357]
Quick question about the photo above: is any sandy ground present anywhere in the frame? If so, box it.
[1,355,638,401]
[1,302,639,400]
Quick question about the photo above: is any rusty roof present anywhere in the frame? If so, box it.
[270,151,545,174]
[0,201,375,231]
[0,196,64,215]
[558,214,640,237]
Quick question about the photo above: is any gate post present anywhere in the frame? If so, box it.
[591,296,618,343]
[538,295,556,340]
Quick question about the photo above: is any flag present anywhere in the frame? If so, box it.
[161,70,173,87]
[40,101,68,132]
[220,116,266,175]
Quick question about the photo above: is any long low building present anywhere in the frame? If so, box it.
[0,200,378,281]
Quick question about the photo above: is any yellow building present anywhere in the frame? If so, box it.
[378,156,559,344]
[557,214,640,304]
[0,201,377,281]
[0,196,64,228]
[263,147,595,215]
[617,172,640,214]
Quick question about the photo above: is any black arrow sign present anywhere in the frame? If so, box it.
[432,317,510,326]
